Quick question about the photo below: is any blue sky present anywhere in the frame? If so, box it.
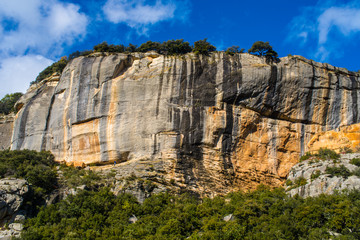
[1,0,360,98]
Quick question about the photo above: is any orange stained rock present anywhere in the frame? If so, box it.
[308,123,360,152]
[71,119,101,165]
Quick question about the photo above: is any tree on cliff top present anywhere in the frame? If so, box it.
[161,39,193,55]
[33,57,68,85]
[0,92,23,115]
[225,46,245,55]
[248,41,278,61]
[193,38,216,55]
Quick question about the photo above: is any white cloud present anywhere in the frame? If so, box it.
[288,1,360,61]
[0,55,53,98]
[0,0,88,57]
[0,0,88,96]
[103,0,176,34]
[318,7,360,44]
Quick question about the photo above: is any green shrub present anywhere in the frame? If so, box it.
[340,147,353,154]
[137,41,162,53]
[300,152,312,162]
[294,176,307,187]
[161,39,193,55]
[193,38,216,55]
[325,165,351,178]
[32,57,68,84]
[285,179,293,186]
[22,187,360,239]
[225,46,244,55]
[299,149,340,162]
[317,148,340,160]
[350,158,360,167]
[0,150,57,192]
[248,41,278,62]
[0,92,23,114]
[352,168,360,177]
[311,170,321,180]
[59,164,101,189]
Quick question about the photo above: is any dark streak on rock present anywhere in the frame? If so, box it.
[156,58,165,116]
[303,65,316,123]
[351,76,358,124]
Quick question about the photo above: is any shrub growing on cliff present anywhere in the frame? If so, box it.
[59,164,101,189]
[350,158,360,167]
[325,165,351,178]
[32,57,68,85]
[300,148,340,162]
[0,92,23,115]
[317,148,340,160]
[225,46,244,55]
[193,38,216,55]
[300,152,312,162]
[311,170,321,180]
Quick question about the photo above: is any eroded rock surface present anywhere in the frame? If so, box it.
[286,153,360,197]
[0,114,14,150]
[0,178,28,238]
[10,52,360,194]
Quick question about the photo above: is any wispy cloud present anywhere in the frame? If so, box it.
[0,0,88,97]
[0,55,53,98]
[287,1,360,61]
[0,0,88,57]
[102,0,176,35]
[318,7,360,44]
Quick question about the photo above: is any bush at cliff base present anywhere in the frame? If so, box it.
[0,149,57,194]
[21,185,360,240]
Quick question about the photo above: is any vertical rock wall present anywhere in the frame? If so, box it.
[0,114,14,150]
[10,52,360,193]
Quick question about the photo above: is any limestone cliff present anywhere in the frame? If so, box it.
[9,52,360,195]
[286,153,360,197]
[0,114,14,150]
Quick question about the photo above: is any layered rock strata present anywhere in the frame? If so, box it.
[10,52,360,194]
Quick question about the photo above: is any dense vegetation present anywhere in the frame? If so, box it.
[0,150,57,194]
[20,186,360,239]
[0,92,23,115]
[0,150,359,239]
[34,39,279,84]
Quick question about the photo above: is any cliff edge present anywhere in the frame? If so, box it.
[8,52,360,195]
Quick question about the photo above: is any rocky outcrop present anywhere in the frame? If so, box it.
[0,178,28,239]
[286,153,360,197]
[0,114,14,150]
[9,52,360,194]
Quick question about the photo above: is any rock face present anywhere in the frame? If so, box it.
[0,178,28,239]
[286,153,360,197]
[0,178,28,222]
[0,114,14,150]
[9,52,360,194]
